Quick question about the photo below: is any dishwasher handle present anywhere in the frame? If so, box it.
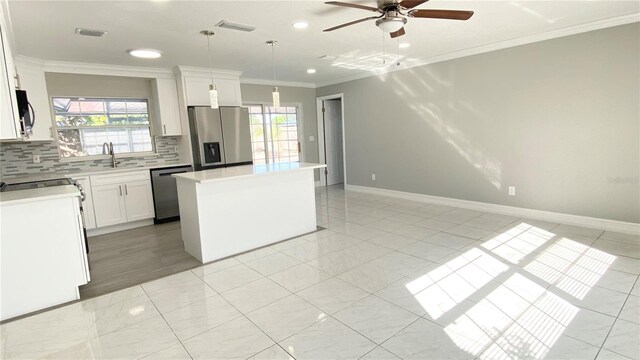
[159,171,188,177]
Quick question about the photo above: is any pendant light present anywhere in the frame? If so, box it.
[201,30,219,109]
[266,40,280,108]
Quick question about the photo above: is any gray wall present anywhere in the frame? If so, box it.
[240,83,319,165]
[317,23,639,223]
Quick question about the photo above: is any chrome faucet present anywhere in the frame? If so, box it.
[102,142,120,168]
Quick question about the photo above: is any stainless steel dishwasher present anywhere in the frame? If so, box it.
[150,165,193,223]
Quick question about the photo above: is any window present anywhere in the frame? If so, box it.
[52,97,154,158]
[248,105,300,164]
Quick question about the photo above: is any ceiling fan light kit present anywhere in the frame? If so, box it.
[323,0,473,38]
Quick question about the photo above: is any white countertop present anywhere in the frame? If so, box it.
[1,163,192,184]
[173,162,326,184]
[0,185,80,205]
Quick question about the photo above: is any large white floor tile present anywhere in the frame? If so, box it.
[245,252,301,276]
[619,295,640,324]
[221,278,291,313]
[544,335,600,360]
[562,307,616,347]
[142,344,192,360]
[297,278,370,314]
[334,295,419,344]
[247,294,325,342]
[602,319,640,360]
[359,346,401,360]
[142,271,218,313]
[191,257,241,278]
[183,316,274,360]
[202,263,263,293]
[381,318,475,359]
[268,263,332,293]
[248,344,294,360]
[337,261,405,293]
[280,317,376,360]
[399,241,458,262]
[162,293,242,341]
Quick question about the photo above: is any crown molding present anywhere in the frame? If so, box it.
[316,14,640,88]
[36,58,174,79]
[240,78,316,89]
[176,65,242,79]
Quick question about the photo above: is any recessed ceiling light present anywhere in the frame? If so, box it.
[293,22,309,29]
[127,49,162,59]
[307,68,316,74]
[399,43,411,49]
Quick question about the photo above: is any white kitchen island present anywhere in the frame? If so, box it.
[173,162,326,263]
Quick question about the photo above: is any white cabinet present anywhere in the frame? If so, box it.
[73,177,97,230]
[92,183,128,227]
[151,78,182,136]
[15,58,54,141]
[90,171,155,228]
[0,6,20,140]
[183,76,242,107]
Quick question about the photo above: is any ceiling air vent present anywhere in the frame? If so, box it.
[75,28,108,37]
[215,20,255,33]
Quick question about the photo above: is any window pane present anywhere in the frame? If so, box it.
[52,97,153,157]
[57,129,84,157]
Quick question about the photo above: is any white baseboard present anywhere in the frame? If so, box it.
[87,219,155,237]
[345,185,640,235]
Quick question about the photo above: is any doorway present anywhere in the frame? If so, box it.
[317,94,346,186]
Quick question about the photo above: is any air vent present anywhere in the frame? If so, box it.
[75,28,108,37]
[215,20,255,32]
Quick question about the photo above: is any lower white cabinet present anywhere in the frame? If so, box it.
[90,171,155,228]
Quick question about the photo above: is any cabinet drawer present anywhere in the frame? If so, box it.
[90,170,150,186]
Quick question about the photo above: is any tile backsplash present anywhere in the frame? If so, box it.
[0,137,182,178]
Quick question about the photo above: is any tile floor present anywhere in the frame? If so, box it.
[1,186,639,360]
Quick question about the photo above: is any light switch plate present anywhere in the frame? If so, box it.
[33,155,41,164]
[309,135,315,142]
[508,186,516,196]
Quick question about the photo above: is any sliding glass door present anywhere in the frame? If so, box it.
[248,105,301,164]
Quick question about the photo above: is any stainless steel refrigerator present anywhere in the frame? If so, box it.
[188,106,253,170]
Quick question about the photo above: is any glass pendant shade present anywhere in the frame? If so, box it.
[209,84,219,109]
[272,87,280,108]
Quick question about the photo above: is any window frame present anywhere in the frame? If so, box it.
[50,96,157,160]
[244,102,305,165]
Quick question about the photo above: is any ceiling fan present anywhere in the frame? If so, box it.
[323,0,474,38]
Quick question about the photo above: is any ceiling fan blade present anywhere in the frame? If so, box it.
[323,16,380,32]
[409,9,474,20]
[399,0,429,9]
[324,1,380,13]
[390,27,406,38]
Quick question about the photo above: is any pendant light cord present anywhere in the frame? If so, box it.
[207,34,214,85]
[271,43,276,84]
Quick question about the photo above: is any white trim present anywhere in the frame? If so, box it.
[315,14,640,88]
[240,78,316,89]
[316,93,347,187]
[43,59,174,79]
[87,219,154,237]
[176,65,242,79]
[345,185,640,236]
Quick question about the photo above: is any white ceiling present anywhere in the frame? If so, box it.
[7,0,640,86]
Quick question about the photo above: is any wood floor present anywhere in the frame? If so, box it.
[79,221,201,299]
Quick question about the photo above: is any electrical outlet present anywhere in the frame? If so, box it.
[32,155,41,164]
[173,146,178,153]
[508,186,516,196]
[371,173,376,181]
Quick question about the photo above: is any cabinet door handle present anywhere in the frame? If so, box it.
[163,124,167,134]
[125,184,128,195]
[119,185,122,196]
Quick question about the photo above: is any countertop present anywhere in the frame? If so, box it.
[173,162,326,184]
[0,185,81,205]
[1,163,192,184]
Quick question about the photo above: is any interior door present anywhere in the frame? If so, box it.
[323,99,344,185]
[123,180,155,222]
[92,184,127,227]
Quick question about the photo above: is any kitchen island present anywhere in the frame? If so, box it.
[173,162,326,263]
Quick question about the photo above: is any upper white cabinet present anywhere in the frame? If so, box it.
[176,66,242,107]
[0,6,20,140]
[15,58,54,141]
[151,78,182,136]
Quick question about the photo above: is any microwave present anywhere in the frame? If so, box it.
[15,89,34,136]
